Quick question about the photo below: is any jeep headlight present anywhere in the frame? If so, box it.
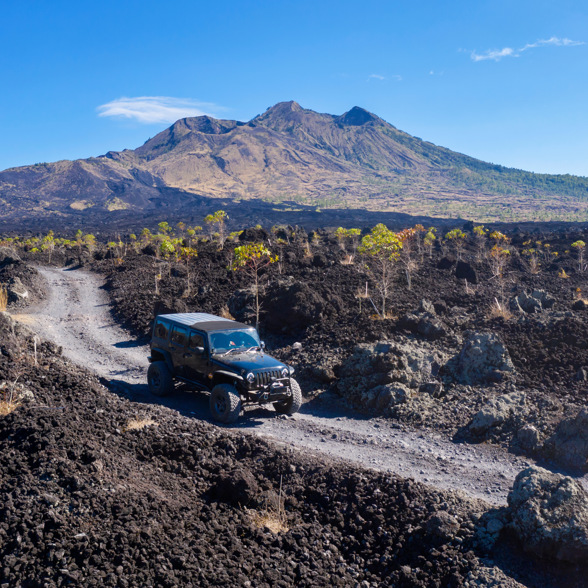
[281,367,289,378]
[246,372,255,384]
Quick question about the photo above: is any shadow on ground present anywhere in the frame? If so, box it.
[102,378,370,430]
[114,339,147,349]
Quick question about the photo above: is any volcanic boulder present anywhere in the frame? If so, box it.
[0,254,43,309]
[515,424,542,453]
[6,277,29,303]
[361,383,409,411]
[468,391,526,437]
[507,466,588,563]
[450,331,514,385]
[262,279,343,333]
[398,299,448,341]
[572,299,588,311]
[543,408,588,470]
[335,338,448,412]
[455,260,477,284]
[0,246,21,266]
[510,290,555,314]
[239,227,270,242]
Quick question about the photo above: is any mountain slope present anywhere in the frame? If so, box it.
[2,101,588,224]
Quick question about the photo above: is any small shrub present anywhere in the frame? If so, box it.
[0,286,7,312]
[572,240,586,272]
[488,298,512,321]
[248,509,289,534]
[248,475,289,534]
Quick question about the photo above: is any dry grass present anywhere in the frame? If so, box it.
[11,313,35,325]
[0,285,7,312]
[219,305,235,320]
[488,298,512,321]
[248,509,289,534]
[248,475,289,533]
[0,396,21,416]
[124,417,158,432]
[0,382,22,416]
[527,258,541,274]
[370,312,397,320]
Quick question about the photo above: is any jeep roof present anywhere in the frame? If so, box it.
[156,312,252,332]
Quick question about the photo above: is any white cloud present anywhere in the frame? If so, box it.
[470,36,584,62]
[471,47,516,62]
[97,96,223,124]
[368,74,385,80]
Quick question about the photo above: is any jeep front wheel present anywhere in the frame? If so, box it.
[274,378,302,415]
[147,361,174,397]
[210,383,242,424]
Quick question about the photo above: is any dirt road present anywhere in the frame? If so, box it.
[18,266,587,505]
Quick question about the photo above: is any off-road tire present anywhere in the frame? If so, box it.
[274,378,302,415]
[147,361,174,397]
[210,383,242,424]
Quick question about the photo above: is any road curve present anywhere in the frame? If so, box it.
[15,266,586,505]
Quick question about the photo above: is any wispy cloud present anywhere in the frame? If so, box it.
[367,73,402,82]
[97,96,223,124]
[522,36,584,50]
[470,36,584,62]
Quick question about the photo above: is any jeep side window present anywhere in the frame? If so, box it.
[154,320,168,339]
[170,325,188,346]
[189,331,205,350]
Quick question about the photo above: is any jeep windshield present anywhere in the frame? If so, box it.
[209,328,261,355]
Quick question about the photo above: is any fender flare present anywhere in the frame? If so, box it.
[151,348,174,373]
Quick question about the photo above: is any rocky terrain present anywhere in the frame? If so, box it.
[1,219,588,586]
[71,224,588,473]
[3,101,588,229]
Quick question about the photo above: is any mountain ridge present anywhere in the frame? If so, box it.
[2,101,588,225]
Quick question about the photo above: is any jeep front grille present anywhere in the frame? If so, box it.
[254,370,283,387]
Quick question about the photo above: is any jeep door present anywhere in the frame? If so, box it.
[168,324,190,377]
[183,330,208,383]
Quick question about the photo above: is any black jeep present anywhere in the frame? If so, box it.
[147,312,302,423]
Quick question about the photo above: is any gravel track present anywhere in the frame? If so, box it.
[17,266,587,505]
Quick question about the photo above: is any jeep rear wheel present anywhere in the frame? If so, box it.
[147,361,174,397]
[274,378,302,415]
[210,383,242,424]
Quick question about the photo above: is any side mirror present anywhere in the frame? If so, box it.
[194,346,205,354]
[260,341,266,349]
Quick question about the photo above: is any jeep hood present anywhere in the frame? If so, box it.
[212,353,286,373]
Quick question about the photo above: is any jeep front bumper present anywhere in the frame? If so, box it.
[247,379,292,404]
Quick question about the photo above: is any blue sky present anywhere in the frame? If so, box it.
[1,0,587,175]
